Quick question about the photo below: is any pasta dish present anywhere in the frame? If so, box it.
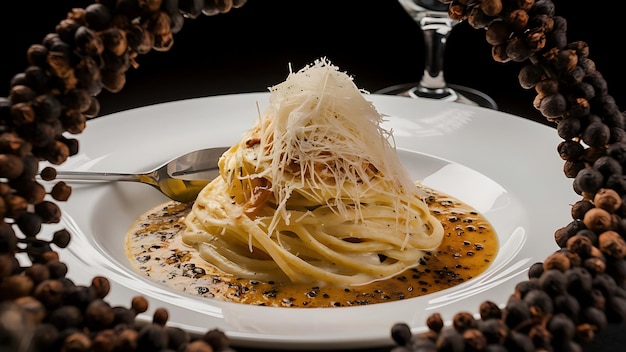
[181,59,444,286]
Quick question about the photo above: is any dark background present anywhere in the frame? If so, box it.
[2,0,625,126]
[1,1,625,351]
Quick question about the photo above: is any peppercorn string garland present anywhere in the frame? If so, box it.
[1,0,625,351]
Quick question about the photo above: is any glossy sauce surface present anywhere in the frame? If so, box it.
[125,188,498,307]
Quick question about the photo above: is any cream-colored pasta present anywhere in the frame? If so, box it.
[182,59,444,286]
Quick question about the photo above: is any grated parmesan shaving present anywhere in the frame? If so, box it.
[253,58,423,232]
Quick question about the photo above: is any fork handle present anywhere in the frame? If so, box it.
[53,170,143,182]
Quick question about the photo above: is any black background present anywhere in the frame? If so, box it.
[1,1,625,351]
[2,0,625,125]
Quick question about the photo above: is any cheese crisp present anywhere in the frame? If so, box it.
[181,59,444,286]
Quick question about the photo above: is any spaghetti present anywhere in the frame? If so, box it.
[182,59,444,286]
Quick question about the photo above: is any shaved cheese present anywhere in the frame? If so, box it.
[253,58,423,232]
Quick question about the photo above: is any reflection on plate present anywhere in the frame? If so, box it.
[52,93,577,350]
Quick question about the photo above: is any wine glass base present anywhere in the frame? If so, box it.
[374,82,498,110]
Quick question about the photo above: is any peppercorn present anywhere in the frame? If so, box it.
[543,251,571,272]
[503,297,531,330]
[60,285,95,313]
[15,212,43,237]
[46,51,78,91]
[477,318,508,346]
[584,256,606,274]
[57,137,78,158]
[392,323,413,346]
[131,295,149,314]
[85,3,112,31]
[75,56,103,96]
[100,70,126,93]
[46,260,68,279]
[0,274,35,300]
[527,262,544,279]
[584,71,608,97]
[5,194,29,219]
[61,110,87,134]
[184,340,214,352]
[436,327,465,352]
[507,8,528,31]
[0,154,24,180]
[40,166,57,181]
[571,199,593,220]
[90,276,110,299]
[50,181,72,202]
[514,279,539,299]
[478,301,502,320]
[9,85,37,105]
[33,279,65,309]
[83,96,101,118]
[518,64,545,89]
[606,294,626,322]
[553,293,580,319]
[583,207,613,233]
[26,44,49,67]
[563,160,585,178]
[24,263,51,285]
[48,305,84,330]
[112,306,136,326]
[593,156,622,179]
[0,253,20,279]
[610,127,626,144]
[491,44,510,63]
[92,329,117,352]
[554,219,584,247]
[137,323,169,351]
[152,307,169,326]
[167,326,190,350]
[452,311,476,333]
[34,200,62,223]
[524,289,554,319]
[547,313,576,346]
[462,328,487,351]
[505,36,531,62]
[597,230,626,258]
[62,331,92,352]
[153,31,174,52]
[557,126,582,147]
[525,30,546,52]
[594,188,622,213]
[85,299,115,331]
[117,328,139,350]
[485,20,509,46]
[574,167,604,196]
[467,7,494,30]
[179,0,205,18]
[591,95,621,120]
[538,93,567,119]
[566,234,594,258]
[426,312,444,333]
[539,269,567,296]
[23,66,51,93]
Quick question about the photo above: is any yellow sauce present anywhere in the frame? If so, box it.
[125,188,498,307]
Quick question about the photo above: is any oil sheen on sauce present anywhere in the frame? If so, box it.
[125,188,499,308]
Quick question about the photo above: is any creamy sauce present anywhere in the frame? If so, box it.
[125,188,498,308]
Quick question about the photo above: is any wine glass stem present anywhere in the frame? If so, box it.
[412,13,457,99]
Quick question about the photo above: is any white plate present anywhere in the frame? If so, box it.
[50,93,577,350]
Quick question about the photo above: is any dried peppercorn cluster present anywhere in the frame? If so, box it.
[1,0,625,352]
[389,0,626,351]
[0,0,244,351]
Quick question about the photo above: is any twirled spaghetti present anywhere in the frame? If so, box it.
[182,59,444,286]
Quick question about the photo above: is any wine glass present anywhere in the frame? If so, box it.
[376,0,498,109]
